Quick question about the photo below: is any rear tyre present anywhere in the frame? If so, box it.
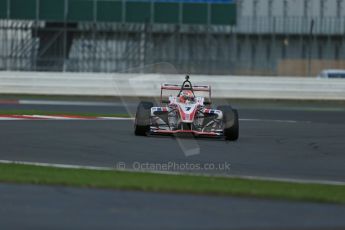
[217,105,239,141]
[134,101,153,136]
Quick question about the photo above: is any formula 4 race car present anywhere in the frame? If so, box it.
[134,76,239,141]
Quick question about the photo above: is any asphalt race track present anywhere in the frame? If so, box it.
[1,101,345,229]
[1,183,345,230]
[1,103,345,182]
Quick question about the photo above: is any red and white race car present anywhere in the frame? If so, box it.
[134,76,239,141]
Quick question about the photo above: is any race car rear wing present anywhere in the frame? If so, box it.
[160,83,212,105]
[161,84,211,92]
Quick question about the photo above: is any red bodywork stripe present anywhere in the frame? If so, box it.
[189,106,198,119]
[178,106,186,120]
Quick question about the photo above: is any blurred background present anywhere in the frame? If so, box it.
[0,0,344,76]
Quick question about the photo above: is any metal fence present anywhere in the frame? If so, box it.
[1,17,345,76]
[237,16,345,35]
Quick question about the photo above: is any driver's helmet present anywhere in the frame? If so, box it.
[179,90,194,103]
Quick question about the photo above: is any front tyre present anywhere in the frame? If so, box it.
[134,101,153,136]
[217,105,239,141]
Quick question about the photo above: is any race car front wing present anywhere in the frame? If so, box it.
[150,127,224,137]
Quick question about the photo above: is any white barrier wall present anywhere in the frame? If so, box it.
[1,71,345,100]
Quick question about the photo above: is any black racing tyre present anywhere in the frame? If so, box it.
[217,105,239,141]
[134,101,153,136]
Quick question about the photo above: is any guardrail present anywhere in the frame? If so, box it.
[1,71,345,100]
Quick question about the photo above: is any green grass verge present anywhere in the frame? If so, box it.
[0,163,345,204]
[0,110,130,118]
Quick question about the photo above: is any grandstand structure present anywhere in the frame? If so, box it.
[0,0,344,76]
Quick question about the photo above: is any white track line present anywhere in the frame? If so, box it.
[0,117,24,120]
[0,160,113,171]
[99,117,134,120]
[0,160,344,186]
[0,115,298,123]
[19,100,137,107]
[30,115,84,120]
